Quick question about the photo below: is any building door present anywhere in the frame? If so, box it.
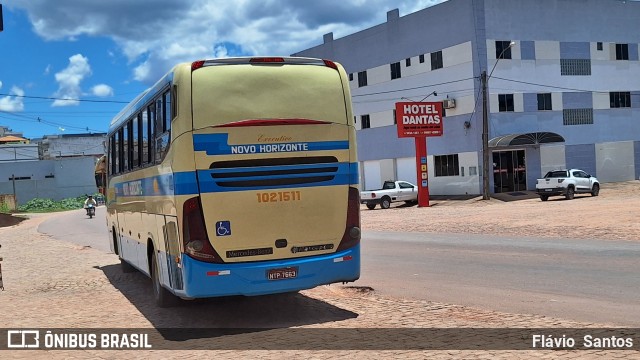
[493,150,526,193]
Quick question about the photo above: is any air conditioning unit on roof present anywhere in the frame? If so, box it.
[443,99,456,109]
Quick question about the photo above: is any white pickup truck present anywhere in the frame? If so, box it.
[360,180,418,209]
[535,169,600,201]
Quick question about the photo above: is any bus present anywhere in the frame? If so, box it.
[105,57,361,306]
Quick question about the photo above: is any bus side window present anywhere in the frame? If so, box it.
[155,91,172,163]
[123,123,129,171]
[155,98,163,135]
[110,135,117,175]
[128,119,135,170]
[136,113,143,168]
[148,104,156,163]
[163,90,171,133]
[117,128,124,173]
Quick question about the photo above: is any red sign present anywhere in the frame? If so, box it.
[395,102,444,138]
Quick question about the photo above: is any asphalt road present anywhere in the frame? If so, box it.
[38,209,640,326]
[357,231,640,327]
[38,206,112,253]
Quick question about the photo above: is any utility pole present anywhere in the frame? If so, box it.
[481,70,490,200]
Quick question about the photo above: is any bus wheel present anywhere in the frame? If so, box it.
[151,251,178,307]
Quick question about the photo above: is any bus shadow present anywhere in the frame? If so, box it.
[98,264,359,341]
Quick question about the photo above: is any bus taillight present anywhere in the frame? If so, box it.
[337,187,361,252]
[323,59,338,70]
[191,60,205,71]
[183,196,223,263]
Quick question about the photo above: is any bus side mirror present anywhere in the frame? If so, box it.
[1,5,4,32]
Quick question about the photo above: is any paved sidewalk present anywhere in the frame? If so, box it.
[0,215,637,359]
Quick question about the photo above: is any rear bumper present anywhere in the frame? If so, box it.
[536,187,565,196]
[177,244,360,298]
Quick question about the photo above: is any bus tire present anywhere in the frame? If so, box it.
[151,251,178,307]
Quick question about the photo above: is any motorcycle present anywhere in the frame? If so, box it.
[86,204,95,219]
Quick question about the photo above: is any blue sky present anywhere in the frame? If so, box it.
[0,0,444,139]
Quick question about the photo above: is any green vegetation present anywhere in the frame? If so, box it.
[17,195,95,213]
[0,202,10,214]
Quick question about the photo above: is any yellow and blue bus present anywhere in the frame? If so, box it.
[106,57,360,306]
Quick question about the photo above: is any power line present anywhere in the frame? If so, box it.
[351,77,475,98]
[0,92,130,104]
[0,111,104,133]
[352,88,477,104]
[491,76,640,95]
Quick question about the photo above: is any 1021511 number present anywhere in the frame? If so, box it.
[256,191,301,203]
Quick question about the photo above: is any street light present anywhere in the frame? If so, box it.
[481,41,515,200]
[400,91,438,103]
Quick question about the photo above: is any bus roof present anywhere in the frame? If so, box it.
[107,57,342,135]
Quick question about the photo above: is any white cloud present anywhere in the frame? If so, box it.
[11,0,446,83]
[52,54,92,107]
[91,84,114,97]
[0,86,26,112]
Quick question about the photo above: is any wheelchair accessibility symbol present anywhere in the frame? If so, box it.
[216,221,231,236]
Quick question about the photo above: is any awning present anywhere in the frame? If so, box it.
[489,132,565,148]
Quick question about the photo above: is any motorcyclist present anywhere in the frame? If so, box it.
[84,195,97,215]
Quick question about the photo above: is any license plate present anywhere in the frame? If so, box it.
[267,267,298,281]
[545,189,552,192]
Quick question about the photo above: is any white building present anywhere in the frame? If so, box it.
[293,0,640,195]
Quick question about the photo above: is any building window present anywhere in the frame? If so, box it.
[597,42,603,51]
[616,44,629,60]
[405,58,411,67]
[435,154,460,177]
[361,115,371,129]
[390,62,401,80]
[430,51,443,70]
[495,40,513,59]
[349,73,353,81]
[560,59,591,76]
[498,94,514,112]
[358,71,368,87]
[419,54,425,63]
[610,92,631,108]
[537,93,552,111]
[563,108,593,125]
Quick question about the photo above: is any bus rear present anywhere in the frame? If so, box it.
[179,57,360,298]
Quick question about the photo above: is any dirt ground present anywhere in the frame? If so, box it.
[361,180,640,241]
